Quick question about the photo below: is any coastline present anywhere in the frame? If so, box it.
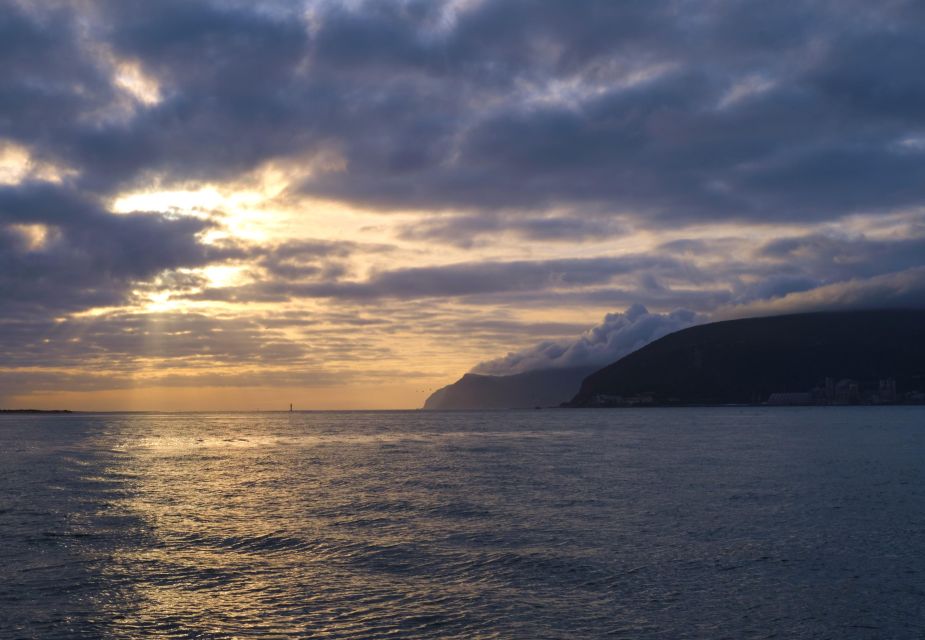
[0,409,74,414]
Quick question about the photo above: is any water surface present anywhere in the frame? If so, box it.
[1,408,924,638]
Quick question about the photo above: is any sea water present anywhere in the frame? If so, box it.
[1,408,924,639]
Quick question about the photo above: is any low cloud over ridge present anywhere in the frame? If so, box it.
[473,304,701,376]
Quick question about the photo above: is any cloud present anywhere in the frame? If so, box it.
[290,0,925,224]
[757,233,925,281]
[397,213,627,247]
[4,0,925,405]
[719,267,925,319]
[1,0,922,225]
[0,312,302,371]
[0,182,221,318]
[170,225,925,315]
[472,304,701,375]
[243,254,702,301]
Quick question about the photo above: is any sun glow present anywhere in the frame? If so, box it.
[0,139,76,185]
[112,185,275,248]
[139,290,188,314]
[9,223,54,251]
[113,188,227,216]
[201,264,249,288]
[0,142,30,185]
[113,59,162,106]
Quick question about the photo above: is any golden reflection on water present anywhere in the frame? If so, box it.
[103,429,313,635]
[93,415,478,637]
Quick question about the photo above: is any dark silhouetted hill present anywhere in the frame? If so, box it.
[423,367,596,410]
[569,310,925,406]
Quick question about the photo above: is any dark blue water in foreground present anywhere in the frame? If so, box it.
[1,408,924,639]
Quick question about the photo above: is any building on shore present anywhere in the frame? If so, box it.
[767,392,813,406]
[877,378,897,404]
[589,392,655,407]
[834,379,860,404]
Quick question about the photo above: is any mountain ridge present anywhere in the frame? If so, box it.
[423,366,596,410]
[569,309,925,406]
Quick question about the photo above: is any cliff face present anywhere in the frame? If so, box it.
[423,367,596,410]
[569,310,925,406]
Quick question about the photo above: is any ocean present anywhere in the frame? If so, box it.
[1,408,924,638]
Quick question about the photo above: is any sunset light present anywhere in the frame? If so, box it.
[4,2,925,638]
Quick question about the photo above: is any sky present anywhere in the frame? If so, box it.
[2,0,925,410]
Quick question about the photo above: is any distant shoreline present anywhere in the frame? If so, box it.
[0,409,74,414]
[1,406,924,414]
[561,401,925,409]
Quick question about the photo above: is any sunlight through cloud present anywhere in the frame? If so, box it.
[0,140,76,185]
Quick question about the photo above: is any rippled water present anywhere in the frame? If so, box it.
[1,408,924,638]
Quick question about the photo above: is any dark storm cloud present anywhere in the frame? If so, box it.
[290,0,925,223]
[0,183,220,317]
[0,2,117,156]
[0,0,313,191]
[3,0,923,224]
[78,0,314,190]
[398,213,627,247]
[255,254,701,301]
